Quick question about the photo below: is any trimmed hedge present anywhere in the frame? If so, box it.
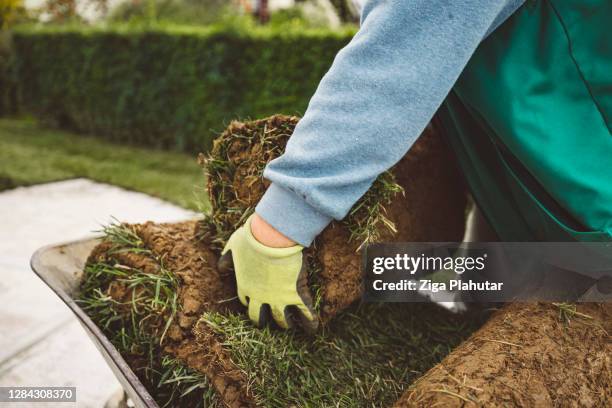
[0,54,12,115]
[11,25,354,152]
[0,32,16,116]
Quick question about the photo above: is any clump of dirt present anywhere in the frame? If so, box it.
[201,115,467,321]
[395,302,612,407]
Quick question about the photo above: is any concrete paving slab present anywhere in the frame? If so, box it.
[0,264,71,365]
[0,178,196,408]
[0,320,121,408]
[0,178,193,263]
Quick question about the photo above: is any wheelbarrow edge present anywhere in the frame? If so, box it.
[30,237,159,408]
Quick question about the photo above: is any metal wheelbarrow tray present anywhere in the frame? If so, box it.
[30,237,159,408]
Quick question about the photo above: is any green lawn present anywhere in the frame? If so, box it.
[0,118,206,210]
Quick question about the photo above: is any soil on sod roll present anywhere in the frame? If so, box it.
[80,115,471,407]
[83,222,230,406]
[200,115,467,322]
[395,302,612,407]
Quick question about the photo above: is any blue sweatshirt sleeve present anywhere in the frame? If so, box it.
[256,0,524,246]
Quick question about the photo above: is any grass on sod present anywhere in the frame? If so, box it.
[79,222,221,407]
[0,118,205,209]
[81,222,482,407]
[201,303,477,407]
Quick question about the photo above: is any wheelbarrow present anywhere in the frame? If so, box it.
[30,238,158,408]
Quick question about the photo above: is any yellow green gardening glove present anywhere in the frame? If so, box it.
[217,215,319,333]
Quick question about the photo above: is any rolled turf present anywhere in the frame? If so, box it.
[200,115,467,322]
[79,115,473,407]
[395,302,611,407]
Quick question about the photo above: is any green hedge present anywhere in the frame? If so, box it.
[11,25,354,152]
[0,53,11,115]
[0,32,16,116]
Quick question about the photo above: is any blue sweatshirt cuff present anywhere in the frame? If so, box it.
[255,183,332,247]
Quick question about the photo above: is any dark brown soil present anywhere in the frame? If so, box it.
[312,123,467,320]
[395,302,612,407]
[133,222,254,406]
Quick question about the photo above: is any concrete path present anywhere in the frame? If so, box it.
[0,179,196,407]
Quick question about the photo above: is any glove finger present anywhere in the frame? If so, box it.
[247,299,266,327]
[289,304,319,334]
[217,251,234,276]
[270,305,291,329]
[236,287,248,307]
[295,303,316,322]
[259,304,272,327]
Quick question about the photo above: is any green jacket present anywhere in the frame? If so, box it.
[440,0,612,242]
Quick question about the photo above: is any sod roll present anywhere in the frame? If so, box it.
[395,302,611,407]
[81,115,472,407]
[200,115,467,322]
[84,220,481,408]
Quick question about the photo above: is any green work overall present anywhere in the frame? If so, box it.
[438,0,612,242]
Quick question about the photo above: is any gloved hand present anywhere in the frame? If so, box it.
[217,215,319,333]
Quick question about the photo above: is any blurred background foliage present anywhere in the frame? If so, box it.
[108,0,229,26]
[4,0,360,28]
[0,0,360,152]
[1,0,26,29]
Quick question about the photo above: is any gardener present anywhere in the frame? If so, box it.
[220,0,612,331]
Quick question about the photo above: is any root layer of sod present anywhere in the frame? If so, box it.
[396,302,611,407]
